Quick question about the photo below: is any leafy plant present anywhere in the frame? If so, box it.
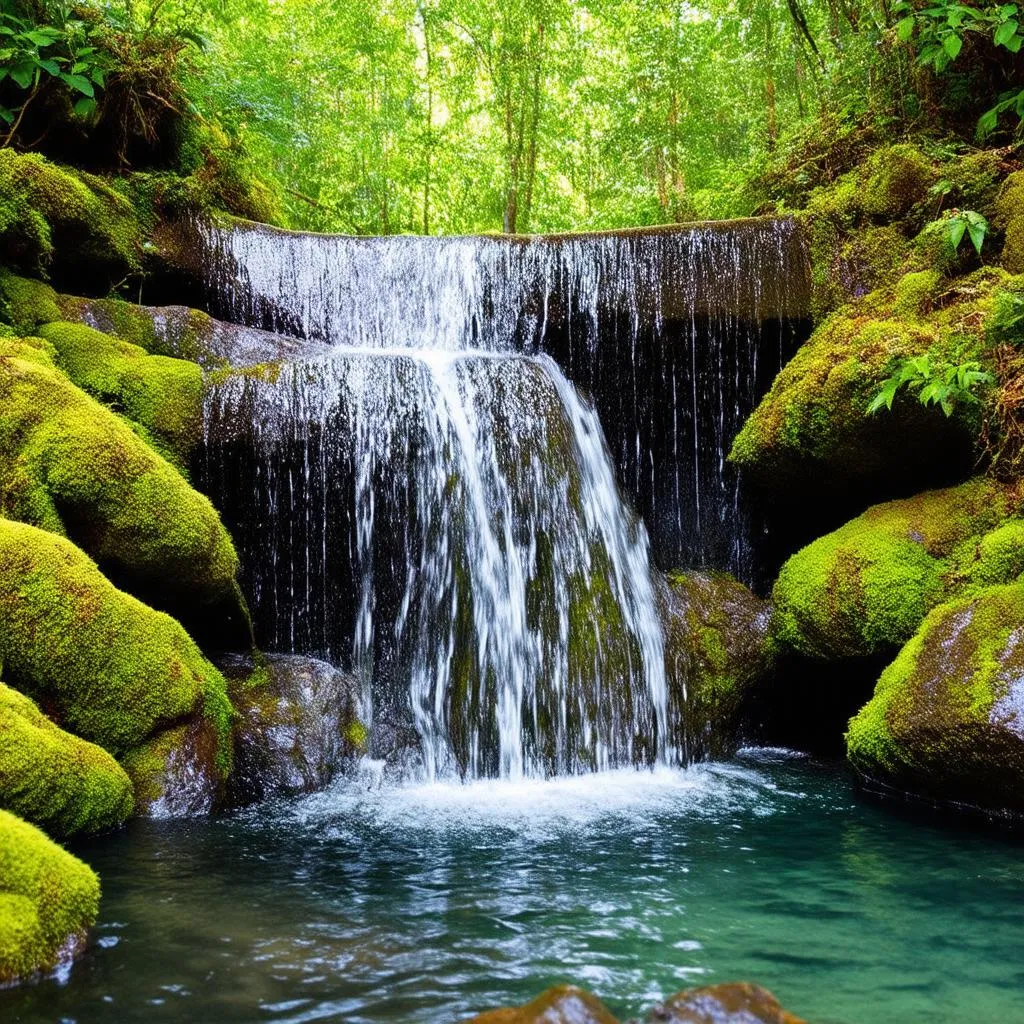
[893,2,1024,135]
[924,208,990,256]
[868,353,993,417]
[0,0,108,138]
[987,289,1024,346]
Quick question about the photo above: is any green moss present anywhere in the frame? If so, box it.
[36,322,203,467]
[995,171,1024,274]
[861,144,938,221]
[0,272,61,336]
[942,150,1007,216]
[0,683,133,837]
[0,151,142,284]
[893,270,941,319]
[772,479,1022,660]
[0,337,243,633]
[847,581,1024,812]
[0,517,232,759]
[0,809,100,986]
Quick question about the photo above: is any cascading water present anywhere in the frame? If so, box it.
[195,218,810,779]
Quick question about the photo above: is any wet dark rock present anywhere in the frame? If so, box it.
[662,572,775,760]
[464,985,619,1023]
[646,982,807,1024]
[222,653,365,806]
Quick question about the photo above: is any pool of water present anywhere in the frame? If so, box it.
[4,750,1023,1024]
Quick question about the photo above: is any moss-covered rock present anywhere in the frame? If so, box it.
[36,321,203,467]
[464,986,619,1024]
[663,572,774,759]
[994,170,1024,274]
[847,582,1024,816]
[0,517,233,764]
[122,714,230,818]
[224,653,365,806]
[0,271,62,336]
[771,479,1024,660]
[729,269,1019,503]
[0,808,99,986]
[0,336,247,644]
[0,683,133,837]
[861,144,939,221]
[0,151,142,289]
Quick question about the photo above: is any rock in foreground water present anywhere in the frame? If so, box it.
[463,983,806,1024]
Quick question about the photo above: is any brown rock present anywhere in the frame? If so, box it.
[464,984,620,1024]
[647,982,806,1024]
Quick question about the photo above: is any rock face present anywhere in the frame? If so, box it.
[663,572,774,759]
[0,683,133,837]
[647,983,807,1024]
[771,479,1024,661]
[224,654,365,806]
[847,581,1024,816]
[0,333,248,647]
[464,985,619,1024]
[0,518,232,764]
[0,808,100,986]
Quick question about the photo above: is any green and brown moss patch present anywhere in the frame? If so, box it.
[0,683,133,837]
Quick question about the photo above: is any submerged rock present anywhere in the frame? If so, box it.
[0,683,133,837]
[847,581,1024,817]
[0,808,100,986]
[223,653,365,805]
[647,982,807,1023]
[663,572,774,759]
[465,985,619,1023]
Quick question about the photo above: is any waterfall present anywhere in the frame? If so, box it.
[195,217,810,779]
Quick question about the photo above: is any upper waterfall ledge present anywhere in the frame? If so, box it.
[155,214,812,336]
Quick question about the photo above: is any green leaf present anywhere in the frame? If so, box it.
[72,95,96,118]
[897,16,916,42]
[967,218,988,256]
[60,72,94,96]
[942,33,963,60]
[0,105,13,125]
[995,19,1020,46]
[948,218,968,250]
[9,63,34,89]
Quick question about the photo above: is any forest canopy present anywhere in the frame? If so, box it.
[1,0,1023,234]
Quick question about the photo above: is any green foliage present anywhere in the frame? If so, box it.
[868,352,993,416]
[0,0,108,128]
[0,808,99,985]
[929,208,990,256]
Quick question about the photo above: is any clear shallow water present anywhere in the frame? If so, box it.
[5,751,1024,1024]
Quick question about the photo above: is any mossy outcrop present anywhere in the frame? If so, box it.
[847,582,1024,816]
[0,151,143,290]
[0,809,99,986]
[994,170,1024,275]
[0,518,233,763]
[772,479,1024,661]
[729,269,1021,504]
[663,572,774,759]
[0,335,247,643]
[0,683,133,837]
[36,321,203,467]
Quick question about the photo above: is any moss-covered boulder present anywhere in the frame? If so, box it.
[663,572,774,759]
[0,151,142,290]
[847,582,1024,816]
[0,683,133,837]
[464,986,618,1024]
[0,809,99,986]
[0,518,233,767]
[995,170,1024,274]
[729,269,1020,505]
[771,479,1024,660]
[861,144,939,221]
[36,321,203,467]
[0,336,247,644]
